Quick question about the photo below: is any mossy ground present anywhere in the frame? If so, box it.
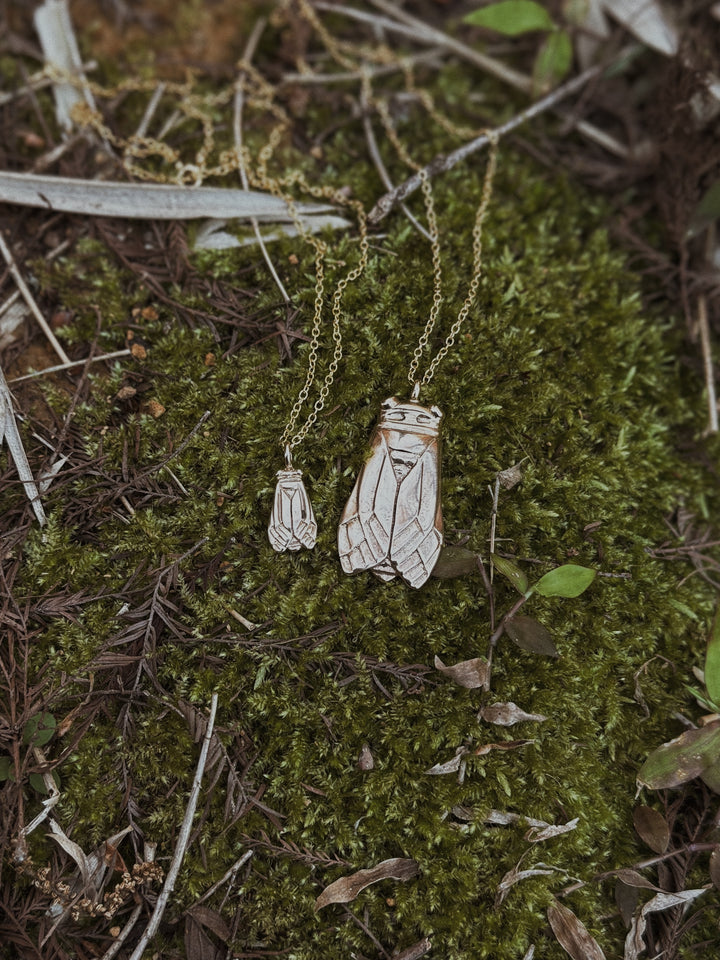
[3,46,720,960]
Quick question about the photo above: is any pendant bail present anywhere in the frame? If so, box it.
[411,381,421,402]
[284,444,293,469]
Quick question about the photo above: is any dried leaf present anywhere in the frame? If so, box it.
[315,858,418,910]
[425,753,464,775]
[188,906,231,942]
[497,864,555,900]
[193,214,350,250]
[184,915,224,960]
[547,901,606,960]
[1,367,46,525]
[431,546,478,578]
[636,721,720,789]
[394,937,432,960]
[474,739,533,756]
[483,809,550,828]
[632,806,669,853]
[33,0,94,132]
[639,888,709,913]
[709,847,720,890]
[0,171,335,221]
[601,0,678,56]
[357,743,374,771]
[434,655,489,689]
[492,554,529,594]
[504,615,558,657]
[624,912,646,960]
[479,701,547,726]
[497,460,525,490]
[48,819,92,887]
[613,868,663,892]
[615,879,640,929]
[525,818,579,843]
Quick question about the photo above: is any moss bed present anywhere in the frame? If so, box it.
[2,36,720,960]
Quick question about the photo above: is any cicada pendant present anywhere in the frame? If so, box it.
[338,396,443,588]
[268,467,317,552]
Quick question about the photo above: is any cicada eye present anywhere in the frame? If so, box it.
[416,412,431,423]
[385,410,406,421]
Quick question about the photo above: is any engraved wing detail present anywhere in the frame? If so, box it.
[268,468,317,552]
[389,454,443,589]
[338,431,395,575]
[338,398,443,588]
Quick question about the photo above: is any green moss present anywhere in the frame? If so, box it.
[6,62,720,960]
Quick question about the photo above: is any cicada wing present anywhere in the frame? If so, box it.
[268,470,317,552]
[389,439,443,588]
[338,431,397,575]
[289,476,317,550]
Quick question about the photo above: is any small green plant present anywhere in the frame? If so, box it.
[0,711,60,794]
[464,0,573,92]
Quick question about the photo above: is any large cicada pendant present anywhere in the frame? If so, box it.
[338,396,443,588]
[268,467,317,552]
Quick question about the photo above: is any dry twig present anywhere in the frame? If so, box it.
[126,693,219,960]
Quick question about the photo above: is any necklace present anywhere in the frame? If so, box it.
[338,129,499,588]
[265,173,370,553]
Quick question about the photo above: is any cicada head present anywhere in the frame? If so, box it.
[379,396,442,438]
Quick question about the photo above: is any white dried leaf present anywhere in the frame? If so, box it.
[33,0,95,131]
[602,0,678,56]
[484,809,550,829]
[525,818,579,843]
[193,214,350,251]
[425,752,464,775]
[497,865,555,899]
[0,299,28,349]
[0,172,336,222]
[48,819,92,887]
[39,456,69,494]
[1,367,45,525]
[640,888,709,913]
[479,701,548,726]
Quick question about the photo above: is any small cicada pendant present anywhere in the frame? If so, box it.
[338,395,443,588]
[268,464,317,553]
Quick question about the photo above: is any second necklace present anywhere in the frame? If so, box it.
[338,136,499,589]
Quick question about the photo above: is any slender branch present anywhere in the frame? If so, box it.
[360,87,431,242]
[193,850,254,907]
[368,66,600,223]
[0,231,70,364]
[235,18,290,303]
[699,224,718,434]
[282,46,442,85]
[8,349,131,383]
[127,693,219,960]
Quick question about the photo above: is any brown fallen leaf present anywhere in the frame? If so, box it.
[615,879,640,929]
[624,888,709,960]
[479,701,548,726]
[612,868,663,892]
[547,901,606,960]
[315,858,419,911]
[434,655,489,688]
[632,806,669,854]
[504,615,558,657]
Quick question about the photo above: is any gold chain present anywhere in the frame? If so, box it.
[363,61,500,392]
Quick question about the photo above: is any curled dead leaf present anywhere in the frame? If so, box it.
[525,818,579,843]
[315,858,418,911]
[474,739,534,756]
[434,655,489,689]
[479,701,547,726]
